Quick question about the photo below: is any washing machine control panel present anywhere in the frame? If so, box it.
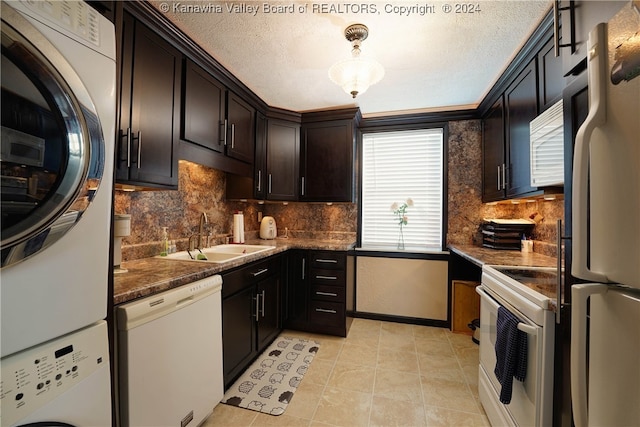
[0,322,109,426]
[18,0,102,46]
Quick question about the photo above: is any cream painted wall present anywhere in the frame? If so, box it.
[356,257,448,321]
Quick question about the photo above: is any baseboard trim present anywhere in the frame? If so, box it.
[350,311,449,329]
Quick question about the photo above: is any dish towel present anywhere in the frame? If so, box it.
[494,306,528,404]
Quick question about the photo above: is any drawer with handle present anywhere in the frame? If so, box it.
[309,268,346,286]
[311,284,346,302]
[308,301,344,328]
[310,252,346,270]
[222,257,274,298]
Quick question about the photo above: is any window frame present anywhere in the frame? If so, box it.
[357,122,449,253]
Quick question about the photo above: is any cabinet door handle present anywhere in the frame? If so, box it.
[497,166,501,191]
[135,131,142,169]
[222,119,228,146]
[251,268,269,277]
[231,123,235,149]
[122,128,132,168]
[553,0,575,57]
[316,291,338,297]
[301,176,305,196]
[315,308,337,314]
[315,259,338,264]
[253,294,260,321]
[261,290,266,317]
[268,174,272,194]
[502,164,507,189]
[301,258,306,280]
[315,275,337,280]
[257,170,262,192]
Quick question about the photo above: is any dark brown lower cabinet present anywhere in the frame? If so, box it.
[284,250,350,337]
[222,255,281,389]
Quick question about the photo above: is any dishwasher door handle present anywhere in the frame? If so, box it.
[176,296,194,308]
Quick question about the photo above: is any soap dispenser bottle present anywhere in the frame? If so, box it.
[160,227,169,256]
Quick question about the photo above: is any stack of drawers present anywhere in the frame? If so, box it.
[308,251,347,336]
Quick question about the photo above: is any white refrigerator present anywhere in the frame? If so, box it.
[570,2,640,427]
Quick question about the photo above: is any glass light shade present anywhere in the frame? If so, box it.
[328,55,385,98]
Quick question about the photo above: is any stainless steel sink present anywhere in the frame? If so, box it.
[158,244,276,263]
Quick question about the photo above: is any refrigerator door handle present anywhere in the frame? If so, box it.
[571,283,608,427]
[572,24,609,284]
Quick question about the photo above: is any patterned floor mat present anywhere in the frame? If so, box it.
[221,336,320,416]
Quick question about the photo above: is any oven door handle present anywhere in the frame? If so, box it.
[477,286,540,336]
[516,323,538,336]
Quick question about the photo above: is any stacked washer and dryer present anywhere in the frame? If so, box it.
[1,1,115,425]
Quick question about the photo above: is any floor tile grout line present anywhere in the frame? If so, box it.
[366,322,382,427]
[412,327,431,427]
[309,335,343,426]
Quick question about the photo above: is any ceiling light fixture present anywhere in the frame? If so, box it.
[328,23,385,98]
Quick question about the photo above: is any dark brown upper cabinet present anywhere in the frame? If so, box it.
[537,37,565,112]
[226,93,255,164]
[182,60,255,165]
[300,108,360,202]
[116,11,180,188]
[225,110,300,201]
[482,97,506,203]
[481,17,567,202]
[182,59,225,154]
[253,112,268,199]
[266,118,300,201]
[482,61,540,203]
[505,60,539,198]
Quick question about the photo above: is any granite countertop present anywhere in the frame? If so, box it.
[448,244,557,268]
[114,238,355,305]
[449,244,559,310]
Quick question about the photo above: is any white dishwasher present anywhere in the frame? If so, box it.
[117,275,223,427]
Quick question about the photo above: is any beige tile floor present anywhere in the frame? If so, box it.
[203,318,490,427]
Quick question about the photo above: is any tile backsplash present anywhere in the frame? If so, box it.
[114,120,563,261]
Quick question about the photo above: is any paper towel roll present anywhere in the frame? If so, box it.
[233,212,245,243]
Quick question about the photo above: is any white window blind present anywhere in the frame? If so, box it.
[361,128,444,250]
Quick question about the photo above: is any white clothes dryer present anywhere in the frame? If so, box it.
[1,321,112,427]
[0,0,116,358]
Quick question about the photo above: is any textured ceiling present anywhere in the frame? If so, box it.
[149,1,552,116]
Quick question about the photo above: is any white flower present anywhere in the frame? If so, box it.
[406,198,414,207]
[390,202,399,211]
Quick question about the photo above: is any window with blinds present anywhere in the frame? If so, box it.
[361,128,444,250]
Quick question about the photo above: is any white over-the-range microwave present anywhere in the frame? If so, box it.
[1,125,45,168]
[529,99,564,187]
